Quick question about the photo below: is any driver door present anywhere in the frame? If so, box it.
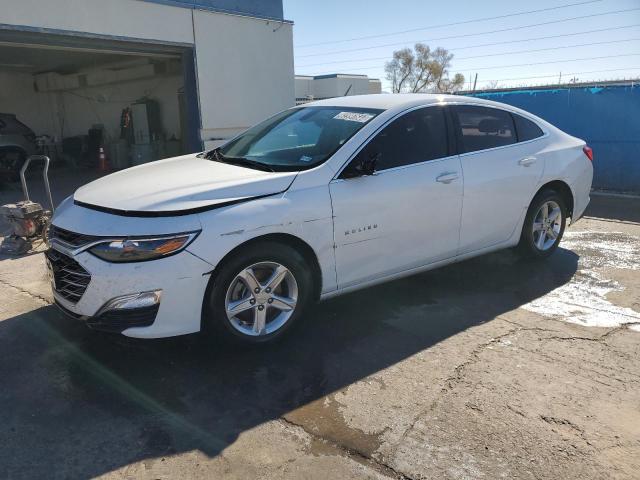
[329,106,463,289]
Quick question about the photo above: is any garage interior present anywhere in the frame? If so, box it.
[0,30,201,186]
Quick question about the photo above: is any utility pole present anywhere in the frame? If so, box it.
[472,73,478,92]
[558,72,562,85]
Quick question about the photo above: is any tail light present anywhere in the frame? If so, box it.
[583,145,593,162]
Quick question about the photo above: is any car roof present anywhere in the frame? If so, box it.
[302,92,546,113]
[302,93,458,110]
[300,93,555,130]
[304,93,517,110]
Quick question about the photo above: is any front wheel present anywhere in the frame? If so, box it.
[203,241,313,344]
[517,190,567,259]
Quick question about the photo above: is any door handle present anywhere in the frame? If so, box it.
[518,157,537,167]
[436,172,459,184]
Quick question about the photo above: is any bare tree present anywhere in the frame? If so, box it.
[385,47,415,93]
[385,43,464,93]
[485,80,501,90]
[438,73,465,94]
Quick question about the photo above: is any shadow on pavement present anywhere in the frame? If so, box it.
[0,247,578,479]
[585,194,640,224]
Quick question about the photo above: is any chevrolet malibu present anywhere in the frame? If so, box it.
[47,94,593,343]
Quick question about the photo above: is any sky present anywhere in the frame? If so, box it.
[283,0,640,91]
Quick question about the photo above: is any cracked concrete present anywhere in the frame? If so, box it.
[0,195,639,479]
[279,416,410,480]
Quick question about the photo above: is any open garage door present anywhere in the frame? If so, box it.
[0,28,201,184]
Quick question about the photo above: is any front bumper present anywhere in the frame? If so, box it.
[55,297,160,334]
[49,247,213,338]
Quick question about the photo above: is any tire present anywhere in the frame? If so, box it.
[517,189,567,259]
[203,241,314,344]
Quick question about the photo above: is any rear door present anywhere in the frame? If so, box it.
[451,105,545,254]
[329,105,463,288]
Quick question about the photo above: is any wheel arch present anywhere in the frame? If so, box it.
[205,232,323,302]
[534,180,574,217]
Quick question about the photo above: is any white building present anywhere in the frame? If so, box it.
[0,0,294,167]
[295,74,382,105]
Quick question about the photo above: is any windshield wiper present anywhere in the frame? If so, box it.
[223,157,275,173]
[205,148,274,172]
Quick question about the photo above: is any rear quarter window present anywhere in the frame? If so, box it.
[513,113,544,142]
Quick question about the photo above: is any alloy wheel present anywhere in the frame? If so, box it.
[532,200,562,251]
[224,261,299,336]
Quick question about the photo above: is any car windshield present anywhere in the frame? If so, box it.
[211,106,382,171]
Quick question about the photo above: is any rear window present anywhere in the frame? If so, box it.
[452,105,516,153]
[513,113,544,142]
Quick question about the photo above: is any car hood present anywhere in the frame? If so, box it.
[73,154,298,215]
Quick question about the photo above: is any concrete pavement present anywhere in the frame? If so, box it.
[0,195,638,479]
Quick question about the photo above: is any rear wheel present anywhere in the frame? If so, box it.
[203,241,313,344]
[517,189,567,259]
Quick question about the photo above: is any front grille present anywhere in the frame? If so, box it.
[49,225,101,248]
[46,249,91,304]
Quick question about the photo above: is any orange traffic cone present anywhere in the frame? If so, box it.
[98,146,110,173]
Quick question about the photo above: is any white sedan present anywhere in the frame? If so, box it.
[47,94,593,343]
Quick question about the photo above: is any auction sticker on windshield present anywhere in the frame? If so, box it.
[334,112,375,123]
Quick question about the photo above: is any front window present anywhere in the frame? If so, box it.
[355,106,449,172]
[215,106,382,171]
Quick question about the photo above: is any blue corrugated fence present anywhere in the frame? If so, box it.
[468,84,640,193]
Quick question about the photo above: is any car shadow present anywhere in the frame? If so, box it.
[0,247,579,479]
[584,194,640,224]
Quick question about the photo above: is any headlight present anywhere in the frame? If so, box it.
[88,232,199,263]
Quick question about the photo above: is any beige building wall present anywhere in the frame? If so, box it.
[294,74,383,102]
[193,10,295,144]
[0,0,295,149]
[0,0,194,44]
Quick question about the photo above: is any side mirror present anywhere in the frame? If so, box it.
[342,152,380,179]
